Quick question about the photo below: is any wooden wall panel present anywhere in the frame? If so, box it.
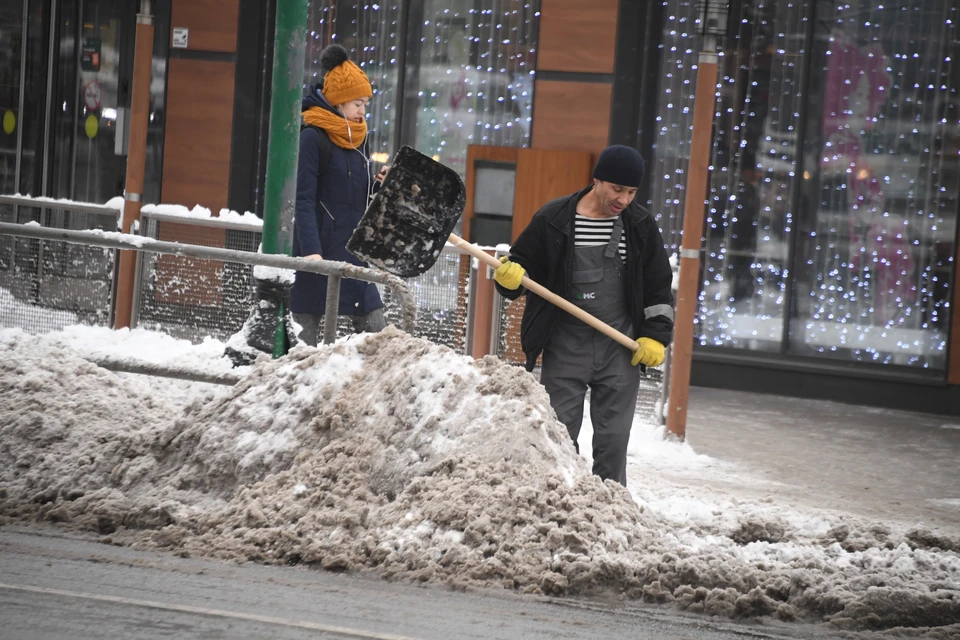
[171,0,240,53]
[537,0,618,73]
[531,80,612,154]
[511,147,593,240]
[950,256,960,384]
[162,58,235,212]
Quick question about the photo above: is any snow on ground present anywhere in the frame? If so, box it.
[10,324,248,379]
[0,326,958,637]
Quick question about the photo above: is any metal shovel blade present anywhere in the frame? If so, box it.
[347,146,465,278]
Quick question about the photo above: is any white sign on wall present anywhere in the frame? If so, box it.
[172,28,189,49]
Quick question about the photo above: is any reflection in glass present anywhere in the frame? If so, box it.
[647,0,957,372]
[699,0,809,351]
[647,1,701,252]
[408,0,536,175]
[17,0,50,200]
[648,0,809,351]
[304,0,538,177]
[791,1,958,369]
[0,2,25,198]
[69,4,124,203]
[46,0,168,205]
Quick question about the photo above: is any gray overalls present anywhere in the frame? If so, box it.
[541,216,641,486]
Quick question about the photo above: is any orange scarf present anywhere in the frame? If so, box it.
[302,106,366,150]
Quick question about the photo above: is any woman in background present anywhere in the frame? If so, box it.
[291,44,388,345]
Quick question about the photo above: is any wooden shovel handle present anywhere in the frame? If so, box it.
[447,233,639,353]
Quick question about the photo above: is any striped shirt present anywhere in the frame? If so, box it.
[574,214,627,261]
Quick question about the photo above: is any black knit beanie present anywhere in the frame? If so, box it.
[592,145,645,188]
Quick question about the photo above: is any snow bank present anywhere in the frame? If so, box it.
[1,327,958,635]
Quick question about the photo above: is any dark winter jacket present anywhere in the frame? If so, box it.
[496,186,675,371]
[291,86,383,316]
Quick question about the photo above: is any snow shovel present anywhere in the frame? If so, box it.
[347,146,641,355]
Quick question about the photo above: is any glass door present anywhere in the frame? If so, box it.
[0,0,169,207]
[0,0,169,330]
[0,2,25,198]
[788,0,959,370]
[49,0,133,204]
[0,0,133,210]
[0,0,53,317]
[0,0,52,204]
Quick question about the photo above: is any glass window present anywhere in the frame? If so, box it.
[16,0,50,200]
[0,0,51,201]
[790,1,958,369]
[2,0,169,207]
[61,1,126,204]
[647,1,702,252]
[648,0,958,373]
[0,2,25,199]
[699,0,811,352]
[304,0,538,176]
[406,0,536,175]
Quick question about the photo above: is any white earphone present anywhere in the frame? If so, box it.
[337,104,374,201]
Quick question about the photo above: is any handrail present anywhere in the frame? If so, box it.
[0,194,121,217]
[0,221,417,334]
[91,356,244,385]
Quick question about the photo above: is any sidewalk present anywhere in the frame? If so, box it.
[678,386,960,534]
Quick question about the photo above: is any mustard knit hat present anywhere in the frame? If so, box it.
[319,44,372,107]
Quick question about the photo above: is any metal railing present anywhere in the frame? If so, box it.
[133,209,265,342]
[0,195,669,426]
[0,222,417,339]
[384,246,473,352]
[133,210,476,351]
[0,195,475,353]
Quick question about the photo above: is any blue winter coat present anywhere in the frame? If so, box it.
[291,88,383,317]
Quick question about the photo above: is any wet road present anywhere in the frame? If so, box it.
[0,526,845,640]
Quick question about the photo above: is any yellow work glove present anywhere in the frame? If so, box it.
[494,256,525,290]
[631,337,665,367]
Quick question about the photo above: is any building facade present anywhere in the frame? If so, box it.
[1,0,958,413]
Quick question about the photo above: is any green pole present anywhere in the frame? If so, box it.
[261,0,309,357]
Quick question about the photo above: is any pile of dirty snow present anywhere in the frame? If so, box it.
[1,327,958,635]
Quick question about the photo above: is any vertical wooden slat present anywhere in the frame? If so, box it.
[171,0,240,53]
[537,0,618,73]
[114,13,155,329]
[666,54,721,441]
[531,80,612,153]
[469,252,496,359]
[161,59,235,212]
